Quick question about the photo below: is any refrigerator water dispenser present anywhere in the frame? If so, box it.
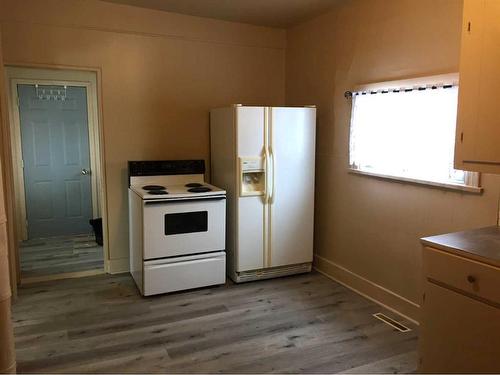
[239,157,265,196]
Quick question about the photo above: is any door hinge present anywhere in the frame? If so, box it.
[467,21,471,33]
[21,159,24,169]
[460,132,464,143]
[16,96,20,107]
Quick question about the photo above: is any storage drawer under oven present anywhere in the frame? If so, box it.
[143,197,226,260]
[143,252,226,296]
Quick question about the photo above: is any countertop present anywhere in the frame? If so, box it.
[421,226,500,267]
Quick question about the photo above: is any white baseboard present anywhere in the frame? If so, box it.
[314,254,420,324]
[108,257,130,274]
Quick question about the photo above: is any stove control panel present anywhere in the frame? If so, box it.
[239,157,265,197]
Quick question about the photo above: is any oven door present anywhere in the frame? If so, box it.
[143,196,226,260]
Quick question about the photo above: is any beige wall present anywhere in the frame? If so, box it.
[286,0,500,320]
[0,0,286,271]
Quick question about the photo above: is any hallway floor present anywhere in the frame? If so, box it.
[20,234,104,280]
[12,272,418,373]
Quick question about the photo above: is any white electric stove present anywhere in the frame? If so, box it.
[128,160,226,296]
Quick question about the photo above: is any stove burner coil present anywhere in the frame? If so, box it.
[143,185,166,191]
[148,190,168,195]
[187,186,212,193]
[185,183,203,188]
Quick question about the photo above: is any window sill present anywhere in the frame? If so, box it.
[348,168,483,194]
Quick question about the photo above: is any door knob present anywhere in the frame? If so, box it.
[81,168,91,175]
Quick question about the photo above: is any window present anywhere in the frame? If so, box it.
[348,76,480,192]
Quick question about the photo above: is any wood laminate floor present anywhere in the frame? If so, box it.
[20,234,104,279]
[12,272,418,373]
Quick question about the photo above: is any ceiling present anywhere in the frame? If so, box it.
[101,0,340,28]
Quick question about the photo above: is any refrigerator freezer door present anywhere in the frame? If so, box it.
[236,106,266,272]
[269,107,316,267]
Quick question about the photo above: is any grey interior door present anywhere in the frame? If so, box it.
[18,84,93,239]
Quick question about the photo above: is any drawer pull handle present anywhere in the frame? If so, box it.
[467,275,476,283]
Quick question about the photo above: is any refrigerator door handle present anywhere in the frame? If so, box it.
[267,107,275,205]
[269,147,275,203]
[264,107,271,204]
[264,148,270,203]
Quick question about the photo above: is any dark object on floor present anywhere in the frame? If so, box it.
[89,218,103,246]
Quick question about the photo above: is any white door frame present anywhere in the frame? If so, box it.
[5,66,108,272]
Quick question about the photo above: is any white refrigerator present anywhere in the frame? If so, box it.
[210,105,316,282]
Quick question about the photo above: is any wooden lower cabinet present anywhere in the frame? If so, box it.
[419,282,500,372]
[419,247,500,373]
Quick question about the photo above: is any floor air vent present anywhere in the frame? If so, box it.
[373,313,411,332]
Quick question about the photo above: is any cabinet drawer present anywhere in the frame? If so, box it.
[423,246,500,305]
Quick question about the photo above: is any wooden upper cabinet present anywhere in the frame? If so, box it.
[455,0,500,173]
